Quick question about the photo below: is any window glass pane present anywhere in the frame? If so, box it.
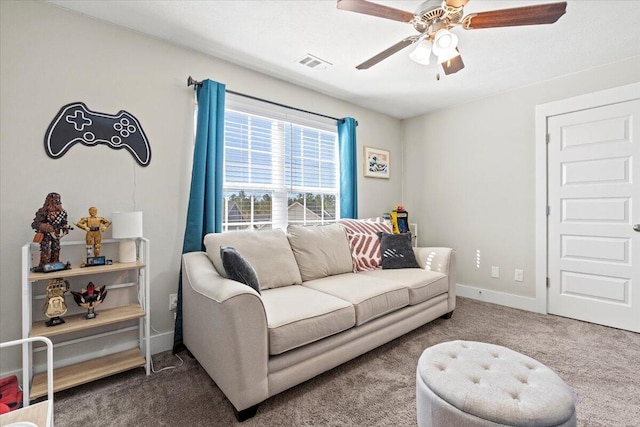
[323,194,337,219]
[287,192,305,224]
[225,148,249,183]
[320,133,335,161]
[225,111,248,149]
[320,161,336,187]
[303,159,320,187]
[252,191,273,225]
[304,193,323,222]
[224,190,250,226]
[223,104,339,230]
[224,190,273,231]
[251,117,272,152]
[289,127,302,158]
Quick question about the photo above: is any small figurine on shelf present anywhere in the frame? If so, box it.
[75,206,111,265]
[43,278,70,327]
[31,192,73,271]
[71,282,108,319]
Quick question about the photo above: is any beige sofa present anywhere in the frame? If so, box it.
[182,224,456,421]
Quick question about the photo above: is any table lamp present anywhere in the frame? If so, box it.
[111,211,143,263]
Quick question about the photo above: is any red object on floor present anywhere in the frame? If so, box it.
[0,375,22,414]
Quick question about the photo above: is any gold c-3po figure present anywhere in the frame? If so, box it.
[75,207,111,258]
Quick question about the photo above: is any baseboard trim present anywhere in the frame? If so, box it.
[456,283,542,313]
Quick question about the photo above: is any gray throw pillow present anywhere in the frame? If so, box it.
[378,233,420,269]
[220,246,261,294]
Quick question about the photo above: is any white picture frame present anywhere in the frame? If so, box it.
[364,146,390,179]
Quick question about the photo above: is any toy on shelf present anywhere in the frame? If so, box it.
[75,206,111,265]
[31,192,73,271]
[71,282,107,319]
[43,278,70,327]
[391,206,410,234]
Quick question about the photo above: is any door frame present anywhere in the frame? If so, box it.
[534,82,640,314]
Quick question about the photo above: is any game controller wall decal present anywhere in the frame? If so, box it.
[44,102,151,166]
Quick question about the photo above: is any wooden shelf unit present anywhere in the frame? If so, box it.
[30,303,145,338]
[21,238,150,406]
[28,260,145,281]
[30,348,145,399]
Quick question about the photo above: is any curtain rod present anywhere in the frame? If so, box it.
[187,76,356,125]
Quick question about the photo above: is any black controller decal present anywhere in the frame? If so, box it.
[44,102,151,166]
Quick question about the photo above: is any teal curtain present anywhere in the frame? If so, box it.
[338,117,358,219]
[173,79,226,353]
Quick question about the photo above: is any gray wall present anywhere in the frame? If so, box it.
[402,56,640,303]
[0,1,402,372]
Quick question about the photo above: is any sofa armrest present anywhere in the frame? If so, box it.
[413,247,456,312]
[182,251,269,411]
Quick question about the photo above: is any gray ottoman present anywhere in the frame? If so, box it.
[416,341,577,427]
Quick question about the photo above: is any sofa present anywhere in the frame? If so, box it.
[181,221,456,421]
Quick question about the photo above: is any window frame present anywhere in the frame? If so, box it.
[222,94,340,231]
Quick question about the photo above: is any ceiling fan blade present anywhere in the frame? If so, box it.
[463,2,567,29]
[441,51,465,75]
[356,36,419,69]
[337,0,414,23]
[445,0,469,7]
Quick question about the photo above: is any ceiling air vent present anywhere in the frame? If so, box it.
[297,54,332,71]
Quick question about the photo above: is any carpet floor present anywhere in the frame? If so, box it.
[53,297,640,426]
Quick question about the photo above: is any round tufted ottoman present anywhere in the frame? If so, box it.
[416,341,577,427]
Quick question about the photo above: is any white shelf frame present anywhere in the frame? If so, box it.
[0,336,54,427]
[20,238,150,406]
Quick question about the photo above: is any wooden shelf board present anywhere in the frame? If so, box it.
[30,304,145,338]
[31,348,145,399]
[28,261,145,281]
[0,400,50,426]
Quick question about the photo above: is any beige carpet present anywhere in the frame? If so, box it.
[53,297,640,426]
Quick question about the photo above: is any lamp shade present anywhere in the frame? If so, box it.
[432,29,458,58]
[111,211,143,263]
[111,211,143,239]
[409,39,431,65]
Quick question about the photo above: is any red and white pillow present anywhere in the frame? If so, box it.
[337,218,392,272]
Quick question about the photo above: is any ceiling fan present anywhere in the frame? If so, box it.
[337,0,567,75]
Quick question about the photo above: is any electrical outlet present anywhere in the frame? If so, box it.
[514,269,524,282]
[491,266,500,278]
[169,293,178,310]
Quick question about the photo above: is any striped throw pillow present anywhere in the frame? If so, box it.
[337,218,393,272]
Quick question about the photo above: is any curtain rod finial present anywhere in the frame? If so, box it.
[187,76,201,88]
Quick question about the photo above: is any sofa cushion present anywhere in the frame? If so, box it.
[287,223,353,282]
[361,268,448,305]
[303,273,409,325]
[337,218,393,272]
[261,285,356,355]
[204,229,302,290]
[379,232,420,269]
[220,246,261,294]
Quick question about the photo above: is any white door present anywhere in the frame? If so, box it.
[548,99,640,332]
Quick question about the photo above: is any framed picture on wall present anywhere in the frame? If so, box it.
[364,146,390,179]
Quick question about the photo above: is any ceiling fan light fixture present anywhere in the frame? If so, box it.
[432,28,458,56]
[437,47,460,64]
[409,39,431,65]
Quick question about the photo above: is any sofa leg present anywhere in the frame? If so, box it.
[440,311,454,319]
[233,404,259,422]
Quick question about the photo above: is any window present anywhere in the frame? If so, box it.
[222,95,340,231]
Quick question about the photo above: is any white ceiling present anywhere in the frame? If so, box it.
[47,0,640,119]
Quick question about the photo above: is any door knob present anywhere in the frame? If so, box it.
[634,224,640,232]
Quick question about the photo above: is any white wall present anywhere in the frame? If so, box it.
[402,56,640,308]
[0,1,402,373]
